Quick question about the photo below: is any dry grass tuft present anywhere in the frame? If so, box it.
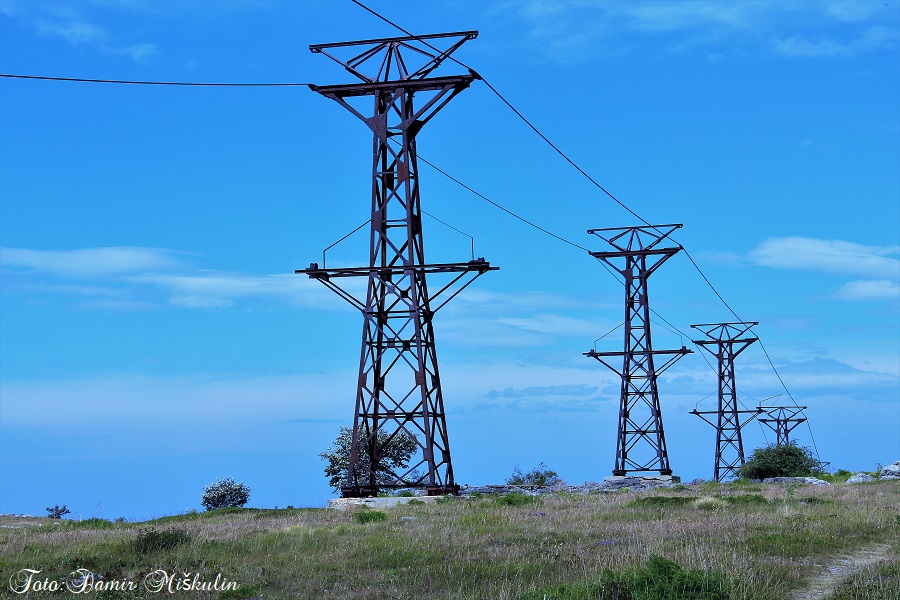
[694,496,729,511]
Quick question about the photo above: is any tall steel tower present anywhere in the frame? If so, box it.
[585,224,691,476]
[298,32,495,497]
[689,322,764,481]
[758,406,807,446]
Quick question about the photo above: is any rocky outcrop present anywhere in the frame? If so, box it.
[846,473,876,484]
[460,476,679,497]
[762,476,830,486]
[879,461,900,480]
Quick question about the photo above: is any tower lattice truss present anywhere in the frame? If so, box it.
[689,322,763,482]
[298,32,495,498]
[585,225,691,476]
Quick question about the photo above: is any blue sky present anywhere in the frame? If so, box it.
[1,0,898,520]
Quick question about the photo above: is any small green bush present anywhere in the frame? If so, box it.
[133,527,191,554]
[740,443,821,480]
[506,462,564,486]
[354,510,388,524]
[628,496,694,508]
[494,492,540,507]
[45,504,70,519]
[523,555,729,599]
[200,477,250,511]
[67,517,115,530]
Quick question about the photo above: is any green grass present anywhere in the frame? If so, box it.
[353,510,388,524]
[522,555,730,599]
[1,482,898,599]
[825,558,900,599]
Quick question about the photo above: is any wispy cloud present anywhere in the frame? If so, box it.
[748,237,899,279]
[0,371,353,428]
[771,25,899,58]
[501,0,899,62]
[5,2,159,64]
[835,279,900,301]
[35,18,107,44]
[439,289,618,349]
[1,246,182,277]
[1,246,343,311]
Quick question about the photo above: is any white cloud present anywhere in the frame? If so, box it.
[771,25,899,58]
[502,0,899,61]
[835,279,900,301]
[1,246,183,278]
[497,313,611,336]
[114,42,159,64]
[133,272,342,309]
[748,237,900,280]
[6,2,159,64]
[1,246,351,311]
[35,18,108,44]
[0,372,353,428]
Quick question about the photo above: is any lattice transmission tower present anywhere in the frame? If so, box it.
[758,406,807,446]
[585,225,691,476]
[298,32,495,498]
[689,322,764,482]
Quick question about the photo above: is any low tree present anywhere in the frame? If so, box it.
[200,477,250,511]
[506,462,564,487]
[319,426,418,494]
[45,504,71,519]
[739,443,822,480]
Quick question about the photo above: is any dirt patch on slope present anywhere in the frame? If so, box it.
[791,543,892,600]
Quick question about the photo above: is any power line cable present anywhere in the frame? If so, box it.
[415,154,592,254]
[348,0,817,452]
[0,73,311,86]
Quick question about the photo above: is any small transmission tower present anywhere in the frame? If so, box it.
[298,32,495,497]
[585,224,691,476]
[689,322,764,481]
[758,406,807,446]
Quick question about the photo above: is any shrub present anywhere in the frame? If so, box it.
[67,518,115,530]
[200,477,250,511]
[740,443,822,480]
[354,510,388,524]
[493,492,540,507]
[319,426,418,494]
[523,555,729,599]
[506,462,564,486]
[628,496,693,508]
[46,504,71,519]
[133,527,191,554]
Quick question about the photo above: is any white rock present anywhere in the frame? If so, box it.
[762,476,830,486]
[879,461,900,479]
[846,473,875,484]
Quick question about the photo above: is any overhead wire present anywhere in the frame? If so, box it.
[0,73,312,86]
[349,0,819,457]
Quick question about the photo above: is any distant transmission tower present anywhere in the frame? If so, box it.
[689,322,764,482]
[585,224,691,477]
[298,32,495,497]
[758,406,807,446]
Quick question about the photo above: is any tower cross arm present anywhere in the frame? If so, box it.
[309,31,478,83]
[310,74,476,98]
[588,247,681,260]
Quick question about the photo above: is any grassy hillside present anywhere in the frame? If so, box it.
[2,480,898,599]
